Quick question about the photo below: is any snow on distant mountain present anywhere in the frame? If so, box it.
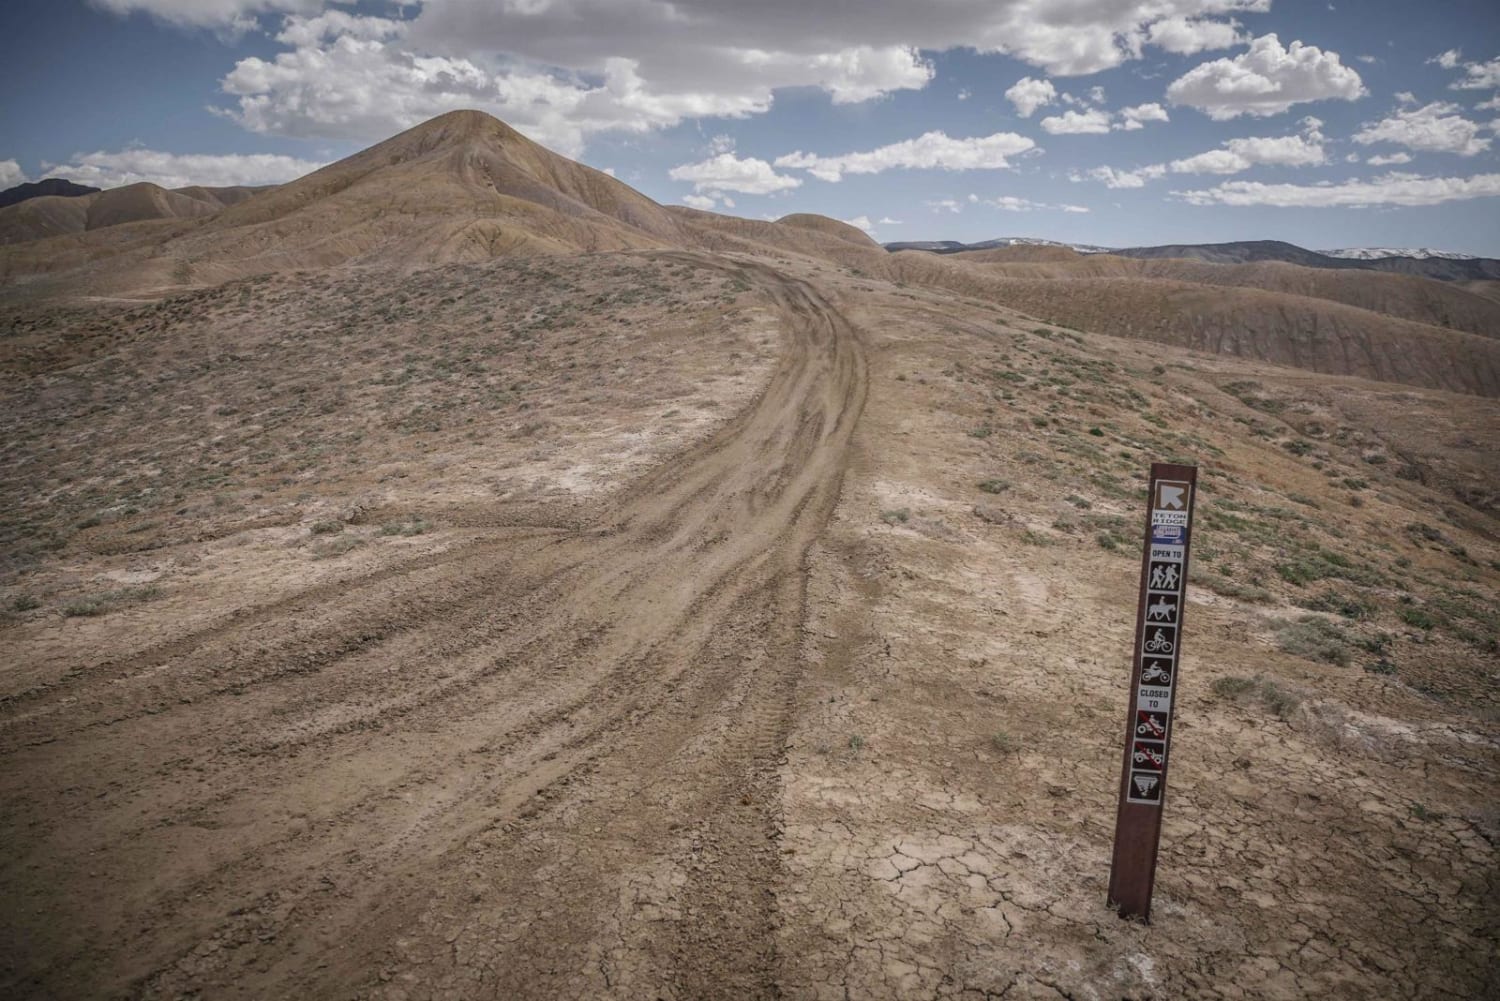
[1319,247,1478,261]
[886,236,1118,255]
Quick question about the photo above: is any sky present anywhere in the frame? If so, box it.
[2,1,1499,254]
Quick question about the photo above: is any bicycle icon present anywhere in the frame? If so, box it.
[1144,629,1174,654]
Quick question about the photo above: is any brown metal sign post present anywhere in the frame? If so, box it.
[1108,462,1198,921]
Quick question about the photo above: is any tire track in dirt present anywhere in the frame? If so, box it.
[0,253,867,1000]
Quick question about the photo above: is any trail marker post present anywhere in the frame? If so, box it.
[1108,462,1198,921]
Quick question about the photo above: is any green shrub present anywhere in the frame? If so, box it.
[379,518,431,537]
[1211,675,1302,718]
[1399,607,1436,630]
[1274,615,1351,666]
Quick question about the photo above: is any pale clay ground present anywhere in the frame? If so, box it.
[1,253,1496,1000]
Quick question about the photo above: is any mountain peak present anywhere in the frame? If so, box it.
[374,109,531,159]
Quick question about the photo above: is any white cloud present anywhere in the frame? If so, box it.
[1353,102,1491,156]
[681,194,717,210]
[38,148,324,189]
[1170,128,1327,174]
[878,216,902,224]
[978,195,1090,213]
[410,1,1276,80]
[775,130,1035,182]
[220,23,808,157]
[1175,171,1500,208]
[1117,102,1170,130]
[1476,95,1500,112]
[1430,49,1463,70]
[1145,16,1246,55]
[986,195,1045,211]
[90,0,317,31]
[0,159,27,188]
[926,198,963,213]
[1034,101,1168,134]
[1395,91,1417,105]
[275,11,404,46]
[143,3,1283,152]
[1040,109,1113,135]
[1450,57,1500,91]
[100,0,1281,83]
[1072,164,1167,188]
[668,153,801,194]
[1166,34,1365,120]
[1366,152,1412,166]
[216,14,933,156]
[1005,76,1056,117]
[843,215,876,234]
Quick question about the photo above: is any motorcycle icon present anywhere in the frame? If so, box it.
[1144,629,1174,654]
[1141,661,1172,684]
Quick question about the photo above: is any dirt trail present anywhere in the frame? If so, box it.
[0,254,867,1000]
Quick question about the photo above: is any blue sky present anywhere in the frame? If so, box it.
[2,0,1499,253]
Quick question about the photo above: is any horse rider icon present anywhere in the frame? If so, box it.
[1149,563,1180,590]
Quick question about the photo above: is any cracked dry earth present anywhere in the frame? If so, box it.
[3,251,1499,1000]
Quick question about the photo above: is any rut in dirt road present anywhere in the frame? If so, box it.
[0,254,868,1000]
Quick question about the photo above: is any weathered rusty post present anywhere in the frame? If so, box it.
[1108,462,1198,921]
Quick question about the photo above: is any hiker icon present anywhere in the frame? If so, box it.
[1149,563,1180,591]
[1143,629,1174,654]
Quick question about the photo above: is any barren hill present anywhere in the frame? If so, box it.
[1107,239,1500,282]
[883,251,1500,396]
[950,252,1500,340]
[2,108,1497,400]
[187,110,689,266]
[0,111,694,288]
[0,181,266,246]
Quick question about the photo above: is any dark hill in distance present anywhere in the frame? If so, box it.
[0,178,100,209]
[888,237,1500,282]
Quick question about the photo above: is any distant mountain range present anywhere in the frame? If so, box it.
[0,178,101,209]
[883,237,1500,282]
[1318,247,1477,261]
